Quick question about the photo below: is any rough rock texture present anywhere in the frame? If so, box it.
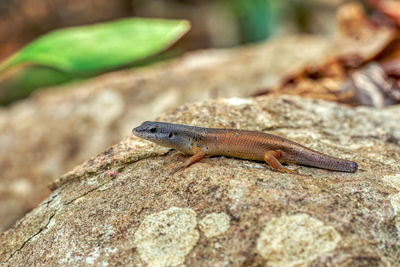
[1,95,399,266]
[256,214,341,266]
[0,35,332,231]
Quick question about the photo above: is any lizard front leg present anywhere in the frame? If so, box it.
[170,147,206,175]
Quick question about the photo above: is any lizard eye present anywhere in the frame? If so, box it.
[149,127,157,133]
[168,132,174,138]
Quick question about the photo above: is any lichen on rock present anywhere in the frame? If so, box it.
[134,207,199,266]
[389,194,400,234]
[383,174,400,234]
[199,212,230,238]
[256,214,342,267]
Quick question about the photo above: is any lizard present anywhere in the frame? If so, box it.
[132,121,358,174]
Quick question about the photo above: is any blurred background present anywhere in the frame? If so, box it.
[1,0,399,232]
[0,0,347,62]
[0,0,354,105]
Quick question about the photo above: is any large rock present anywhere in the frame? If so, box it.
[0,35,332,231]
[1,95,399,266]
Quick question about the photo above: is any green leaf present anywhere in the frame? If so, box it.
[0,66,78,105]
[0,18,190,74]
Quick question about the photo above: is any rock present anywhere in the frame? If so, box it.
[134,207,199,266]
[1,95,399,266]
[256,214,341,266]
[0,34,332,231]
[199,212,231,238]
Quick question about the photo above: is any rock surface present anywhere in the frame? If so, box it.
[0,34,332,231]
[1,95,399,266]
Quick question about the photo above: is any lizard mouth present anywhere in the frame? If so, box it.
[132,126,144,137]
[132,125,157,140]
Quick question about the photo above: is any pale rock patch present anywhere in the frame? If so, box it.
[382,174,400,234]
[382,174,400,191]
[389,194,400,234]
[199,212,230,238]
[134,207,199,266]
[256,214,341,266]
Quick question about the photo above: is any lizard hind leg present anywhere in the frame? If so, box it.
[263,150,298,175]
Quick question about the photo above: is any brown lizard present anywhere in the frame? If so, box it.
[132,121,358,174]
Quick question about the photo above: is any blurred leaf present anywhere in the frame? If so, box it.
[223,0,279,44]
[0,18,190,105]
[0,66,78,105]
[0,18,190,74]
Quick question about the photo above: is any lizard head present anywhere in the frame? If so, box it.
[132,121,193,153]
[133,121,169,141]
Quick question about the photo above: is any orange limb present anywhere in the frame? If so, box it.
[264,150,298,174]
[170,147,205,175]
